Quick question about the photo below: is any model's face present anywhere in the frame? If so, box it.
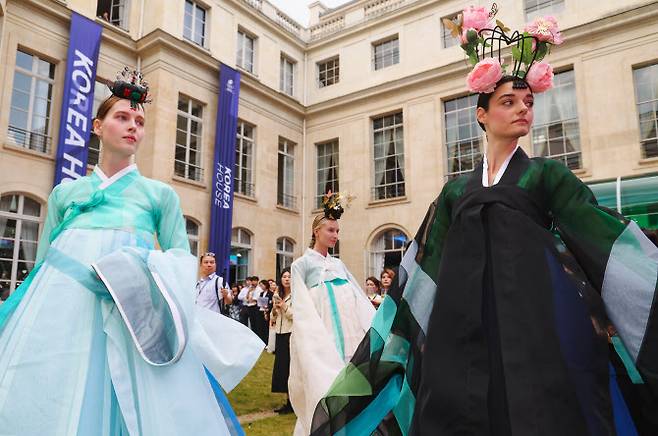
[200,256,216,276]
[365,279,378,293]
[477,81,534,139]
[315,219,339,249]
[381,273,392,288]
[93,99,145,158]
[280,271,291,289]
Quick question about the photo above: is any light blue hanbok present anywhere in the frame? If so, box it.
[0,165,263,436]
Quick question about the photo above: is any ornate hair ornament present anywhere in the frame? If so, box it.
[443,3,563,94]
[322,190,354,220]
[108,67,151,109]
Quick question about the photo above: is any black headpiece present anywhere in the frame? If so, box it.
[108,67,151,109]
[322,191,345,220]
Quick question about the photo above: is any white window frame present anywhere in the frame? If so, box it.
[277,138,296,209]
[372,35,399,71]
[316,139,339,209]
[444,94,482,179]
[280,55,295,96]
[524,0,565,20]
[276,237,295,277]
[531,69,582,170]
[231,227,252,283]
[0,194,44,296]
[441,12,460,49]
[318,56,340,88]
[175,96,204,182]
[368,228,408,278]
[183,0,207,47]
[237,29,256,74]
[372,112,405,200]
[185,217,200,257]
[8,50,55,154]
[633,63,658,159]
[96,0,130,30]
[235,121,255,197]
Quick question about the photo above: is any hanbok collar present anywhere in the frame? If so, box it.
[306,247,332,260]
[481,144,520,187]
[94,164,139,190]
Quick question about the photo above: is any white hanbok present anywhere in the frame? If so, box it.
[289,248,375,435]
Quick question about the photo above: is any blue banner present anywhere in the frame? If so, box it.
[53,12,102,186]
[209,64,241,284]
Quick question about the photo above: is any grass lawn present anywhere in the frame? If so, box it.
[227,351,289,416]
[241,413,297,436]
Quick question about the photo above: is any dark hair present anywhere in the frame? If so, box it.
[277,267,292,296]
[366,276,381,291]
[259,279,270,291]
[252,275,259,282]
[476,75,532,131]
[199,252,216,264]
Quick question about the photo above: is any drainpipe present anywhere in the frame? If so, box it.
[301,51,308,249]
[138,0,145,39]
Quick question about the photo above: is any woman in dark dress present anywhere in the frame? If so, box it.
[271,267,293,413]
[310,6,658,436]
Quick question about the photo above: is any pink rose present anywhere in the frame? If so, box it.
[460,27,477,44]
[525,61,553,93]
[524,16,563,45]
[466,58,503,94]
[462,6,491,31]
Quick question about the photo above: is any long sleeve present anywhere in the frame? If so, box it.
[311,186,457,436]
[156,187,190,251]
[36,185,64,263]
[544,159,658,390]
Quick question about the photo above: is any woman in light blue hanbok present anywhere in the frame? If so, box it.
[0,71,263,436]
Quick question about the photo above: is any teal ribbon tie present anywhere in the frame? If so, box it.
[324,278,348,362]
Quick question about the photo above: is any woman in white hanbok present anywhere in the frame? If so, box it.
[289,193,375,435]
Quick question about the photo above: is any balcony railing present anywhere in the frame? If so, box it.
[235,180,255,197]
[371,183,405,201]
[277,192,297,209]
[7,126,52,154]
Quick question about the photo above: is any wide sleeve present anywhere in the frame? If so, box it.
[544,159,658,390]
[156,187,190,252]
[36,185,65,263]
[311,187,455,436]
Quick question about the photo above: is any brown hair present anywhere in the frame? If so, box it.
[309,214,335,248]
[381,267,396,281]
[95,95,145,122]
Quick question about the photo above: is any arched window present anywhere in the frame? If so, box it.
[0,194,44,299]
[230,227,252,285]
[185,217,200,257]
[276,237,295,278]
[368,228,408,277]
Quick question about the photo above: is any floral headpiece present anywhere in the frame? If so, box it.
[443,3,563,94]
[322,190,353,220]
[108,67,151,109]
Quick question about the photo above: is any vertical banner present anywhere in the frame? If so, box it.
[209,64,241,284]
[53,12,103,186]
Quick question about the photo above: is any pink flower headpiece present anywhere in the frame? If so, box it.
[443,3,563,94]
